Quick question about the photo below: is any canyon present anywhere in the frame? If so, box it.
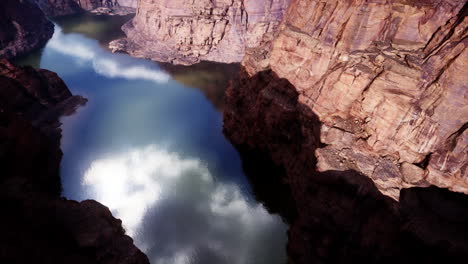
[0,0,467,263]
[0,1,147,262]
[0,0,136,59]
[0,58,149,263]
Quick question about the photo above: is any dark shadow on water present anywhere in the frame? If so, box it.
[234,146,297,222]
[159,61,240,111]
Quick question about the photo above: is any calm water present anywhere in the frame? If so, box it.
[16,14,287,264]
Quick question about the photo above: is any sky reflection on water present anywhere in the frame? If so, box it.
[20,15,288,264]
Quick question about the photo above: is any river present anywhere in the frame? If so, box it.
[15,13,288,264]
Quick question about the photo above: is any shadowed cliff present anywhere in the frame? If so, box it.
[224,67,468,264]
[0,59,149,264]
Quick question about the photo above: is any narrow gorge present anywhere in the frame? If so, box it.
[0,0,467,264]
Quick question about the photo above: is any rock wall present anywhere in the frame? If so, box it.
[0,0,54,59]
[225,0,467,201]
[35,0,83,17]
[0,59,149,264]
[115,0,137,8]
[35,0,135,17]
[75,0,120,10]
[224,0,467,263]
[110,0,291,65]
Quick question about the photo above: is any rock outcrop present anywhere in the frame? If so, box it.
[35,0,136,17]
[0,59,149,264]
[35,0,83,17]
[110,0,291,65]
[225,0,467,200]
[0,0,54,59]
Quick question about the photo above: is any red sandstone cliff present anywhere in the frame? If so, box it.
[110,0,291,65]
[226,0,467,200]
[223,0,468,263]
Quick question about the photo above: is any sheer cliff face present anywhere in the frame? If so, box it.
[225,0,467,200]
[35,0,136,17]
[0,0,54,59]
[35,0,82,17]
[113,0,291,65]
[73,0,119,10]
[117,0,137,8]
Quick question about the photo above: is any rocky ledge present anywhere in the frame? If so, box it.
[0,59,149,264]
[110,0,291,65]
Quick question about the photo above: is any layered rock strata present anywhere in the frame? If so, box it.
[0,59,149,264]
[224,0,468,263]
[110,0,291,65]
[226,0,467,200]
[35,0,136,17]
[0,0,54,59]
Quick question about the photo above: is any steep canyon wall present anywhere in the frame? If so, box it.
[110,0,291,64]
[223,0,468,263]
[226,0,467,201]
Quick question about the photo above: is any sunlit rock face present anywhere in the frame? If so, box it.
[83,145,287,264]
[224,1,468,262]
[35,0,136,17]
[117,0,138,8]
[0,0,53,59]
[225,0,468,200]
[110,0,291,65]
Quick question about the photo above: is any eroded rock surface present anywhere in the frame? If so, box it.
[110,0,291,65]
[226,0,467,200]
[35,0,136,17]
[225,68,468,264]
[0,59,149,264]
[224,1,468,262]
[35,0,83,17]
[0,0,54,59]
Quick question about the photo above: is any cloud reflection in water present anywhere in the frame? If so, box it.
[83,145,287,264]
[47,26,170,83]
